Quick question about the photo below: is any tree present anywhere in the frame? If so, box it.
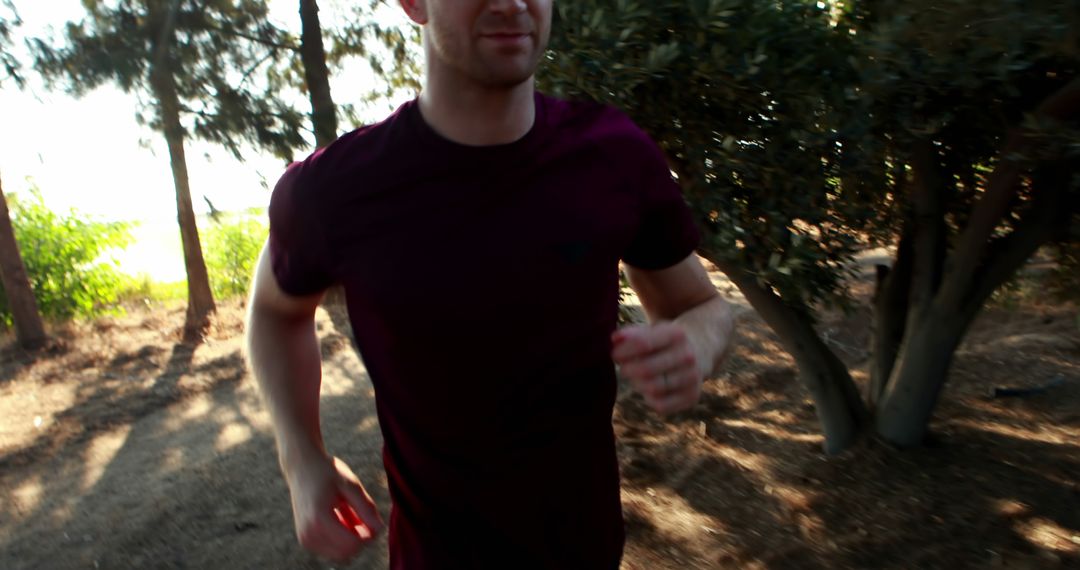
[31,0,307,340]
[855,0,1079,446]
[540,0,1079,453]
[326,1,421,109]
[299,0,338,149]
[275,0,420,148]
[0,2,46,349]
[0,0,20,85]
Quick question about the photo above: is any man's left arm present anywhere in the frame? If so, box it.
[612,254,735,415]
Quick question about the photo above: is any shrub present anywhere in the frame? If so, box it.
[203,214,267,299]
[0,187,132,323]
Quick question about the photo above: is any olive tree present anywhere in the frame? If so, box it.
[540,0,1079,453]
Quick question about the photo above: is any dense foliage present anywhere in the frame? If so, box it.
[542,0,882,312]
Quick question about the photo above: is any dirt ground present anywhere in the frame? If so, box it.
[1,269,1078,570]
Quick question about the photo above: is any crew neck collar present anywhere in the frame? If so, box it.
[406,91,549,158]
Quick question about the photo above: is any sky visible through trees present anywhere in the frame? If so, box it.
[0,0,413,280]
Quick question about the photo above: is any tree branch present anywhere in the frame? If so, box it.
[938,77,1080,309]
[180,105,298,123]
[238,49,277,89]
[871,227,912,407]
[708,254,868,453]
[907,139,947,325]
[961,163,1073,325]
[193,19,299,52]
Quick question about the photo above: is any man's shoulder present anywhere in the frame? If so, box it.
[293,101,415,187]
[306,101,414,174]
[542,93,632,131]
[539,93,661,160]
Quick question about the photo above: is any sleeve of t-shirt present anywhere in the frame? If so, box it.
[621,127,701,270]
[266,161,335,296]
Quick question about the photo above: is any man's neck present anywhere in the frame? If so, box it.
[418,71,536,147]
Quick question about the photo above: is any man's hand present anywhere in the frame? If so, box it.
[612,322,703,415]
[286,455,385,564]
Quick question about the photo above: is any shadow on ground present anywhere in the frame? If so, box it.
[0,306,386,570]
[615,303,1080,570]
[1,297,1077,570]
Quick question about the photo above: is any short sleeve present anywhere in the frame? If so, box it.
[621,130,701,270]
[267,161,335,296]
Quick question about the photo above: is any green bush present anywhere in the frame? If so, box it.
[0,187,133,323]
[203,214,267,299]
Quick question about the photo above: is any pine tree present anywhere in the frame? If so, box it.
[31,0,308,340]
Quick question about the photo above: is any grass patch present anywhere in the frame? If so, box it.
[117,274,188,306]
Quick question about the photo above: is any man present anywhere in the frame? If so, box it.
[245,0,735,567]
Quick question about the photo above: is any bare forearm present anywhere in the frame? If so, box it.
[673,295,735,379]
[246,308,328,476]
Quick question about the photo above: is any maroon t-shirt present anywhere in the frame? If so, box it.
[268,92,699,569]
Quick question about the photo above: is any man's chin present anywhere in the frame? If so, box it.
[465,52,538,86]
[475,64,540,90]
[481,74,535,90]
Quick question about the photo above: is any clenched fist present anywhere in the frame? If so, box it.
[285,455,385,564]
[612,322,703,415]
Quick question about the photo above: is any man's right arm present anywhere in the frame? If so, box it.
[246,241,328,474]
[245,242,383,563]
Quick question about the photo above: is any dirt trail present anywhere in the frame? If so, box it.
[0,304,388,569]
[1,281,1078,569]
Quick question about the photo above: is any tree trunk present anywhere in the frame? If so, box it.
[874,316,964,447]
[299,0,356,345]
[712,256,867,454]
[0,175,47,349]
[906,140,948,332]
[870,234,912,408]
[876,157,1074,448]
[149,15,216,342]
[300,0,338,149]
